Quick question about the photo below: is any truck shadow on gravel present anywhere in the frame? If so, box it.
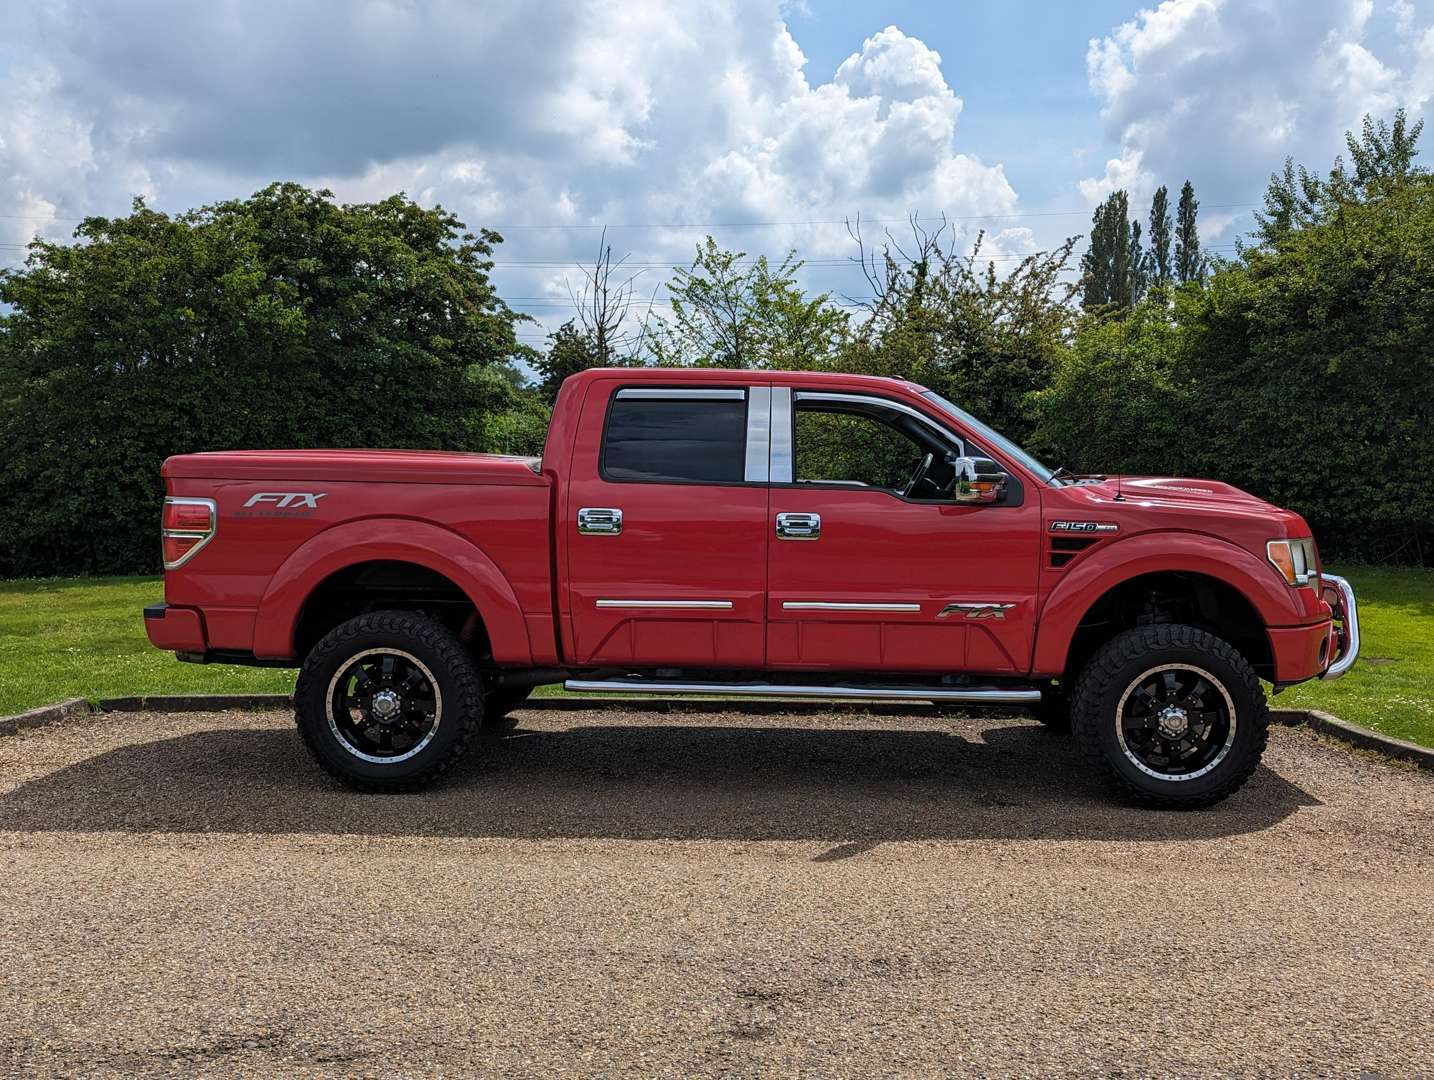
[0,714,1318,842]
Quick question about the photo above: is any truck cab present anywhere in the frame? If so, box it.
[145,368,1358,808]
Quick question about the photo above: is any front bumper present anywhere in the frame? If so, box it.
[1316,573,1360,681]
[1266,573,1360,685]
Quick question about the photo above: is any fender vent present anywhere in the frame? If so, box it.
[1049,536,1099,568]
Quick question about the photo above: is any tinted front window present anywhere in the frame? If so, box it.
[603,397,747,483]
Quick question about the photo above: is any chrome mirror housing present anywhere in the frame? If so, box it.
[952,456,1007,504]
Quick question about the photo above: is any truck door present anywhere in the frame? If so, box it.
[763,388,1042,674]
[561,380,771,667]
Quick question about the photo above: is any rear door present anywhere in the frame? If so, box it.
[764,387,1042,674]
[562,381,772,667]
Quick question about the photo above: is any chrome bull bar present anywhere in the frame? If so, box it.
[1318,573,1360,680]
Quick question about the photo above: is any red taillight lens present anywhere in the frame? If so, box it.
[161,498,216,570]
[163,500,214,533]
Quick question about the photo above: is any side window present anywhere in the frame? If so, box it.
[794,410,926,490]
[602,392,748,484]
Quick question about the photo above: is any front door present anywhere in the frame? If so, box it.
[764,388,1042,674]
[563,381,771,667]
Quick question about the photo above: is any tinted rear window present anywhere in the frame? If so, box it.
[603,397,748,484]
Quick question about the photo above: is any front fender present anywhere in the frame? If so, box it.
[1030,532,1308,677]
[252,518,531,664]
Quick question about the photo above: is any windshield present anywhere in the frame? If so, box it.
[920,391,1057,484]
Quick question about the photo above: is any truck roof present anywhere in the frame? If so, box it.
[567,367,930,395]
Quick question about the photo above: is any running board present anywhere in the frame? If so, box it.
[562,678,1040,705]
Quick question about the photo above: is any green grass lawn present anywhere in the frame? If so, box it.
[0,577,296,713]
[1,568,1430,747]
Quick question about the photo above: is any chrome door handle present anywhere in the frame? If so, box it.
[577,507,623,535]
[775,512,820,540]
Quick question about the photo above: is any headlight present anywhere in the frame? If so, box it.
[1267,538,1318,587]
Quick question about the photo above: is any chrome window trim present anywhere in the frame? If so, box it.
[781,601,921,612]
[744,386,772,482]
[595,599,734,609]
[614,387,746,400]
[791,391,965,458]
[771,390,964,487]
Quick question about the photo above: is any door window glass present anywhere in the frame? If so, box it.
[603,396,748,484]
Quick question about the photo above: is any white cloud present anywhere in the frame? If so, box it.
[0,3,1022,333]
[1081,0,1434,233]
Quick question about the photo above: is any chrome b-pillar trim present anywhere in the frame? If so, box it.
[769,387,794,484]
[744,386,772,482]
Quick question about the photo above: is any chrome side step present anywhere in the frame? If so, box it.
[562,678,1040,705]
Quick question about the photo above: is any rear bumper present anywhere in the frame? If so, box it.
[143,603,207,654]
[1267,573,1360,686]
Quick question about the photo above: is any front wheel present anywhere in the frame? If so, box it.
[1070,624,1268,809]
[294,610,483,791]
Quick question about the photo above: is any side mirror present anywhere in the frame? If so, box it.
[952,456,1007,504]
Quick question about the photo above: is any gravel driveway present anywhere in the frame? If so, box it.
[1,704,1431,1077]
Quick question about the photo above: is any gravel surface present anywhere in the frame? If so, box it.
[1,705,1431,1077]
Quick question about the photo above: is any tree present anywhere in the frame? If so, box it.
[843,216,1078,441]
[0,182,530,576]
[533,320,601,403]
[1175,181,1204,284]
[643,237,847,370]
[1081,191,1147,310]
[1255,108,1427,246]
[567,227,641,366]
[1148,185,1173,289]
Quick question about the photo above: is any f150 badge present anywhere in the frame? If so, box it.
[237,492,328,517]
[1050,521,1118,533]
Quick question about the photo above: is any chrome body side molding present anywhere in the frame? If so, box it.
[595,599,734,610]
[937,602,1016,620]
[781,601,921,612]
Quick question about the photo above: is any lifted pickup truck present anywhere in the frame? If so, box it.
[146,368,1358,807]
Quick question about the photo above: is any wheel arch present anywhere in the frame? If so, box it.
[1033,534,1297,683]
[253,518,532,665]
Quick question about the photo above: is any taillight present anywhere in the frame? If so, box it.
[161,497,216,569]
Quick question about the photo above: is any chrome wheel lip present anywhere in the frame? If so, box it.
[1115,663,1237,783]
[325,648,443,765]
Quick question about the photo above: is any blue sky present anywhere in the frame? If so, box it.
[2,0,1431,340]
[793,0,1140,204]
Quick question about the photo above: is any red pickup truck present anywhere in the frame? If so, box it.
[145,368,1358,807]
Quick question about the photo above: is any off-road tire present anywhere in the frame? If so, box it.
[1032,684,1071,732]
[1070,624,1268,809]
[294,610,483,791]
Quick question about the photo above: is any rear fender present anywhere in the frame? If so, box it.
[252,518,531,664]
[1031,532,1305,677]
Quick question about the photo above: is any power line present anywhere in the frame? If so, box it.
[0,203,1261,228]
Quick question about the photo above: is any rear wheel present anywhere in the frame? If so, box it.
[1070,624,1268,808]
[294,610,482,791]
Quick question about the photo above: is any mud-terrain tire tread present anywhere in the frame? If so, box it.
[1070,623,1268,809]
[293,610,483,792]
